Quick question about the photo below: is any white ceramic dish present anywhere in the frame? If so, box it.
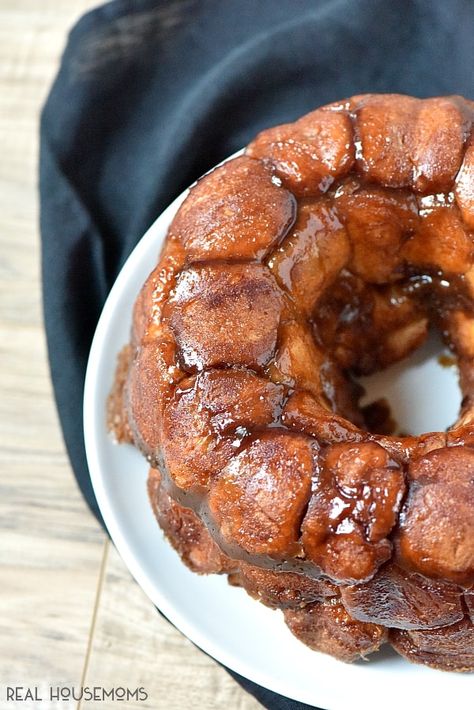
[84,166,469,710]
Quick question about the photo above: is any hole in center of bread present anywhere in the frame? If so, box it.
[357,329,461,436]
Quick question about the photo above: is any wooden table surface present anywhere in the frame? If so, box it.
[0,2,261,708]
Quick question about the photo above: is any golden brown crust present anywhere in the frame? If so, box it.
[168,155,296,262]
[465,590,474,622]
[341,563,464,630]
[126,323,180,454]
[353,94,419,188]
[337,187,418,283]
[147,468,235,574]
[208,431,317,558]
[247,108,355,196]
[283,599,387,663]
[455,137,474,229]
[107,344,134,444]
[235,562,338,609]
[112,94,474,669]
[395,447,474,585]
[166,262,285,372]
[160,368,284,489]
[352,94,472,192]
[390,618,474,672]
[267,198,350,315]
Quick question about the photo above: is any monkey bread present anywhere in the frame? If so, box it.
[108,94,474,670]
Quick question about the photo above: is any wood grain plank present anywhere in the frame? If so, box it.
[0,0,105,694]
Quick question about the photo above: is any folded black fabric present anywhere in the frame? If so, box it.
[40,0,473,707]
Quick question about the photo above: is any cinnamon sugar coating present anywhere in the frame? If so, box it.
[208,431,316,558]
[283,600,387,662]
[341,562,463,630]
[395,447,474,585]
[166,262,284,372]
[110,94,474,670]
[168,155,296,261]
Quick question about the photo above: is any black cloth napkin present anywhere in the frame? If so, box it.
[40,0,473,707]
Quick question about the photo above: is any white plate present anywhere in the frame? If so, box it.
[84,169,470,710]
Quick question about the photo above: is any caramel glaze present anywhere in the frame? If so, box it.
[109,94,474,668]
